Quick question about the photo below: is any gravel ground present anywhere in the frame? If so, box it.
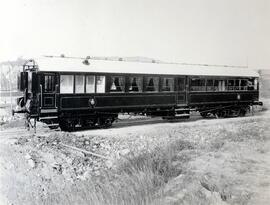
[0,101,269,204]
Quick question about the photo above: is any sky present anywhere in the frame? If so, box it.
[0,0,270,69]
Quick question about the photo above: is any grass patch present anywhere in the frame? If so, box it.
[33,139,195,205]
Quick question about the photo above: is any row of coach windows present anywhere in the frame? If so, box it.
[59,75,258,94]
[190,78,257,91]
[60,75,176,94]
[109,76,174,93]
[60,75,106,94]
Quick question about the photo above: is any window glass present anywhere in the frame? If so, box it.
[60,75,74,93]
[96,76,105,93]
[218,80,226,91]
[75,75,85,93]
[228,80,234,90]
[145,77,159,92]
[178,78,185,91]
[206,79,214,91]
[86,75,95,93]
[45,76,50,92]
[190,78,205,91]
[247,78,257,90]
[235,80,240,90]
[44,75,55,92]
[128,77,143,92]
[110,76,125,92]
[161,77,174,92]
[254,78,258,90]
[213,80,218,91]
[28,72,32,92]
[240,79,247,90]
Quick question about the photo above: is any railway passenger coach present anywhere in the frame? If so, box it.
[14,57,262,130]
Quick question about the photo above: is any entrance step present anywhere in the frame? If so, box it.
[39,116,58,120]
[47,123,59,127]
[174,113,190,117]
[40,108,57,114]
[175,108,190,112]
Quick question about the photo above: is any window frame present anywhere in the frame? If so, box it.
[74,75,85,94]
[43,73,57,93]
[27,71,32,92]
[96,75,106,93]
[247,78,257,91]
[190,78,206,92]
[109,75,125,93]
[206,79,214,92]
[177,77,186,92]
[240,79,248,90]
[234,79,240,90]
[127,76,143,93]
[161,77,175,92]
[85,75,96,93]
[60,74,74,94]
[228,79,235,91]
[144,76,159,92]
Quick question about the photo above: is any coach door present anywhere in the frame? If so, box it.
[176,77,187,105]
[41,74,58,109]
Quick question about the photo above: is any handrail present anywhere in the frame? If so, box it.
[55,84,58,108]
[40,84,42,108]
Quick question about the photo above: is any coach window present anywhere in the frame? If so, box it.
[44,75,55,92]
[235,79,240,90]
[110,76,125,92]
[28,72,32,92]
[247,78,257,90]
[206,79,214,91]
[60,75,74,93]
[240,79,248,90]
[213,80,226,91]
[218,80,226,91]
[190,78,205,91]
[161,77,174,92]
[178,78,185,91]
[254,78,258,90]
[75,75,85,93]
[213,80,218,91]
[145,77,159,92]
[128,77,142,92]
[96,76,105,93]
[86,75,95,93]
[228,80,234,90]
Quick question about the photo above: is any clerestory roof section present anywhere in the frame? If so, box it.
[33,57,259,78]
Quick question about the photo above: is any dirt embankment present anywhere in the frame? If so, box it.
[0,102,270,205]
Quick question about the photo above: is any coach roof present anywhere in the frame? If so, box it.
[33,57,259,78]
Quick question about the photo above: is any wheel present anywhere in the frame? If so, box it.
[104,118,113,128]
[226,109,240,117]
[239,109,247,117]
[216,110,226,118]
[97,117,114,128]
[233,109,241,117]
[200,112,210,118]
[59,119,69,131]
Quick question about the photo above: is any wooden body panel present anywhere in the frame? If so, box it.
[189,91,259,105]
[31,71,260,114]
[59,93,179,110]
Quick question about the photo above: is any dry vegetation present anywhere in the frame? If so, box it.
[0,100,269,205]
